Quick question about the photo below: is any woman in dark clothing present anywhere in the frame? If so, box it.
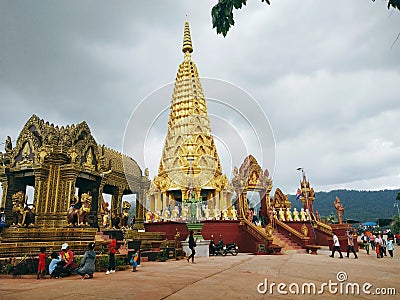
[187,230,196,263]
[74,242,96,279]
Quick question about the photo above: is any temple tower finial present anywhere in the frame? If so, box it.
[182,18,193,54]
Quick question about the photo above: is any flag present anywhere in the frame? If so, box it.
[296,190,302,200]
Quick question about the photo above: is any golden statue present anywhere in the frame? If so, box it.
[12,191,27,227]
[163,207,170,221]
[38,146,49,164]
[222,206,228,220]
[78,193,92,227]
[203,205,210,220]
[83,148,95,171]
[67,196,79,227]
[213,205,220,220]
[300,208,307,221]
[334,196,344,224]
[285,207,293,221]
[230,206,237,220]
[278,208,285,221]
[145,210,152,222]
[121,201,131,228]
[293,208,300,221]
[181,205,188,221]
[171,206,179,221]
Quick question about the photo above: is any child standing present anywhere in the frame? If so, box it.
[131,249,138,272]
[37,247,46,279]
[387,239,394,258]
[49,252,62,278]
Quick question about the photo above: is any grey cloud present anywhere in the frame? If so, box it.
[1,1,399,194]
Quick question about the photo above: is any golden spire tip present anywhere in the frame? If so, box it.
[182,18,193,54]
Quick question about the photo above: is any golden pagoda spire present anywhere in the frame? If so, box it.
[153,19,227,203]
[182,17,193,54]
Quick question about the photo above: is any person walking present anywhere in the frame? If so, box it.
[37,247,46,279]
[329,232,343,258]
[362,233,370,255]
[370,234,376,251]
[106,238,117,274]
[375,234,382,258]
[387,239,394,258]
[381,238,387,257]
[346,231,358,259]
[74,242,96,279]
[187,230,196,263]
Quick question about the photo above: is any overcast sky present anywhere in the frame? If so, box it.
[1,0,399,195]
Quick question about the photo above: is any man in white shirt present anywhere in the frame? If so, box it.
[329,232,343,258]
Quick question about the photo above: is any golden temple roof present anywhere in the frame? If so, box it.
[154,20,226,193]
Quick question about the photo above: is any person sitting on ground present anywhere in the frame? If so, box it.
[74,242,96,279]
[49,252,62,278]
[56,243,75,276]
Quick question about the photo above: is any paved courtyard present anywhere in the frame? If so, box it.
[0,247,399,299]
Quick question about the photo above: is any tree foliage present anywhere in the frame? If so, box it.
[212,0,400,37]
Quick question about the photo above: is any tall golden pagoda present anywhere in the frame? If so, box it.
[151,20,229,214]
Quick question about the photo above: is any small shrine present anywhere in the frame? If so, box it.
[0,115,150,257]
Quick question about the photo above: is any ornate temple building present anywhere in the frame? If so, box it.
[0,115,149,229]
[150,20,230,215]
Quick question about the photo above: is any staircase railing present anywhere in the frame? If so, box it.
[275,219,309,247]
[313,219,333,235]
[239,208,272,242]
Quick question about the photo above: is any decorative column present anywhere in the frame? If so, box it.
[0,178,8,209]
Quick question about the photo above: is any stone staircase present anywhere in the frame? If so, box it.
[0,227,97,258]
[273,231,304,252]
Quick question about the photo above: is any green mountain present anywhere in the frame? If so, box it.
[287,189,400,223]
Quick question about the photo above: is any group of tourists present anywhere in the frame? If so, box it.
[36,238,139,280]
[42,242,96,279]
[330,229,396,260]
[362,229,395,258]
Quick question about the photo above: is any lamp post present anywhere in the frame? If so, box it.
[296,167,316,240]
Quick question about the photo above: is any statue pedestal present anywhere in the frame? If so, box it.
[186,222,204,240]
[182,240,210,258]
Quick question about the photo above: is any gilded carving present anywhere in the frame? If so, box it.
[301,224,308,237]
